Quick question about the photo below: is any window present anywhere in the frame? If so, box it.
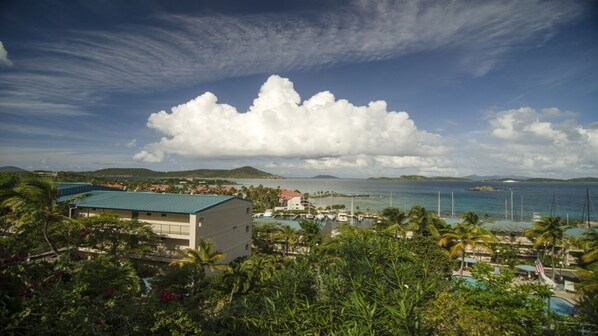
[245,244,249,250]
[92,208,96,210]
[161,213,167,217]
[246,225,249,233]
[146,213,152,216]
[246,207,250,214]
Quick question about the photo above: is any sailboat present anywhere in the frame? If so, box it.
[581,188,595,228]
[336,212,349,222]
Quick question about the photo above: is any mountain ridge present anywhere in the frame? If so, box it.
[81,166,281,179]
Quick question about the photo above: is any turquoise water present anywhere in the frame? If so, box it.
[550,296,576,316]
[234,178,597,221]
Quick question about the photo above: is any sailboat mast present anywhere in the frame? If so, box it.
[582,188,591,228]
[350,195,354,225]
[438,191,441,216]
[451,192,454,217]
[520,194,523,222]
[510,190,514,221]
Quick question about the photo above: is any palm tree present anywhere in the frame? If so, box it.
[170,238,228,272]
[460,211,492,258]
[525,216,566,280]
[576,262,598,295]
[240,254,278,288]
[274,224,298,256]
[380,207,407,238]
[438,223,496,276]
[461,211,486,228]
[407,206,442,237]
[579,228,598,264]
[2,177,74,257]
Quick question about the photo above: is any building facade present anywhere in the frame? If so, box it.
[67,190,252,263]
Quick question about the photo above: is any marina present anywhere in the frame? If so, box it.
[235,178,597,224]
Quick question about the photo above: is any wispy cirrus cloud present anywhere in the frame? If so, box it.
[0,123,92,139]
[0,0,586,117]
[0,41,12,67]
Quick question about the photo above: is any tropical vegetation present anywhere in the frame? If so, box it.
[0,174,596,334]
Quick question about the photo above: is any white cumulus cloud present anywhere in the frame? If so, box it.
[0,41,13,67]
[135,75,449,168]
[484,107,598,176]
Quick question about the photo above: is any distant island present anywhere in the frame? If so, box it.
[368,175,470,182]
[487,177,598,183]
[467,185,499,191]
[312,175,339,179]
[79,166,281,179]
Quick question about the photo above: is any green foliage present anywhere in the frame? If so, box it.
[221,228,451,335]
[424,266,560,335]
[242,184,280,212]
[1,176,78,256]
[79,213,158,256]
[299,220,323,249]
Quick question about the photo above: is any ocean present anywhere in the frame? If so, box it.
[232,178,597,222]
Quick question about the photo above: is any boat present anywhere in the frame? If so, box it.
[305,213,315,220]
[326,213,336,220]
[263,209,273,217]
[532,213,541,222]
[315,214,325,221]
[337,212,349,222]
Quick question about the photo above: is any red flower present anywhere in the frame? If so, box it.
[159,290,175,302]
[94,319,104,326]
[80,228,91,240]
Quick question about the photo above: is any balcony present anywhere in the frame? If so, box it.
[152,223,190,236]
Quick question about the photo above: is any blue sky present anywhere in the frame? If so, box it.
[0,0,597,178]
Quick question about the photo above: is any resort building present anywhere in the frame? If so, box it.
[276,189,311,211]
[59,184,252,263]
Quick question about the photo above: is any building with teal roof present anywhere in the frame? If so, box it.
[67,191,252,262]
[57,182,124,198]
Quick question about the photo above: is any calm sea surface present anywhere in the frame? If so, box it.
[232,178,597,221]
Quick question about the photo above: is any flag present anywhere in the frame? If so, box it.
[535,258,544,274]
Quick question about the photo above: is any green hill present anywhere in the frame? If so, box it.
[84,166,280,179]
[567,177,598,183]
[0,166,29,173]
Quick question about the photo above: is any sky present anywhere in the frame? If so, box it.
[0,0,597,178]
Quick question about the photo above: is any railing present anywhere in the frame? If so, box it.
[152,223,189,236]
